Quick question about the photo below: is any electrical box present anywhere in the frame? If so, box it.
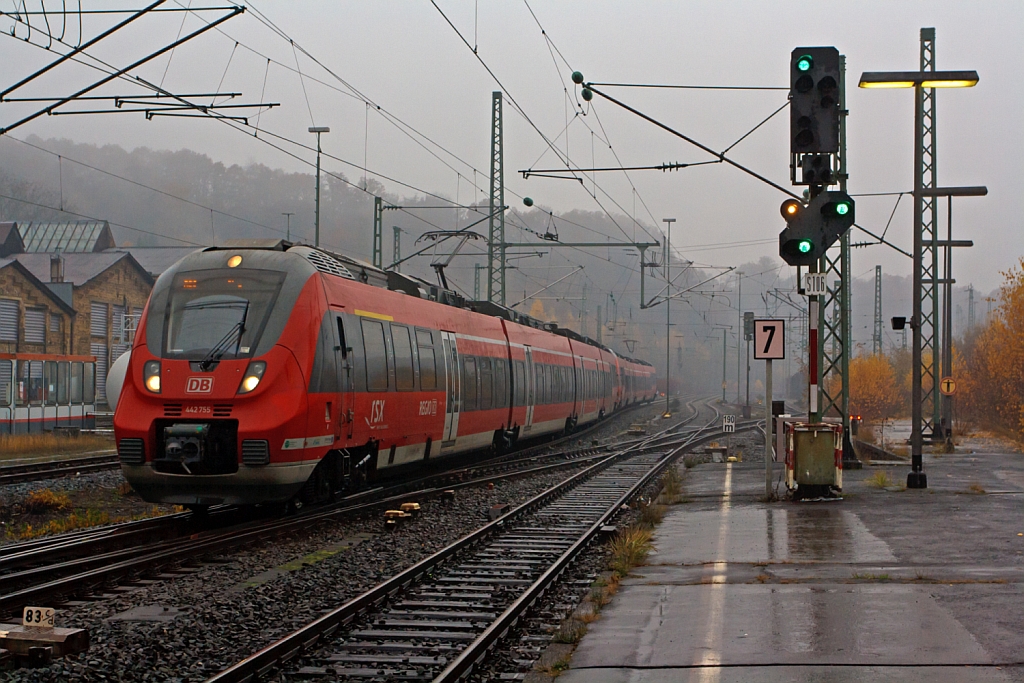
[785,422,842,494]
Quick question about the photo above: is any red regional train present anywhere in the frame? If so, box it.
[113,241,656,508]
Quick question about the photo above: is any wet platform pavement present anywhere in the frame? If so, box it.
[560,449,1024,682]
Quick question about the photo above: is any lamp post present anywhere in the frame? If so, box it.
[735,271,743,404]
[282,212,293,242]
[662,217,676,418]
[919,186,986,448]
[309,126,330,247]
[859,64,979,489]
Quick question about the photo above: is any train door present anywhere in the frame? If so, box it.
[336,315,355,441]
[523,346,535,433]
[440,331,461,450]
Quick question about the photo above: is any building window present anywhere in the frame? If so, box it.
[90,302,108,338]
[0,299,17,343]
[0,360,11,407]
[24,308,46,344]
[91,342,108,403]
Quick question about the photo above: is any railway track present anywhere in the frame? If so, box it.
[206,402,755,682]
[0,452,119,487]
[0,402,687,618]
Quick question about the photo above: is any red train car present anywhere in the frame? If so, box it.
[114,242,655,508]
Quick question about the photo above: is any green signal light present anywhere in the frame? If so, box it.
[797,55,813,72]
[798,240,813,254]
[836,202,850,216]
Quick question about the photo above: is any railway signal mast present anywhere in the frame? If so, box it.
[779,48,855,438]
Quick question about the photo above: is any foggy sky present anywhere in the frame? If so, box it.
[1,0,1020,295]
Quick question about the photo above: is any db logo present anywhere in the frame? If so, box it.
[185,377,214,393]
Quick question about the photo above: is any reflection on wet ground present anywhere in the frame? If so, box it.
[562,460,1020,683]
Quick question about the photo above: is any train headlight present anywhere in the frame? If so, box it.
[143,360,161,393]
[237,361,266,394]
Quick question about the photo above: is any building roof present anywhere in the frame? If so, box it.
[0,222,24,257]
[0,258,76,315]
[12,252,153,288]
[104,246,202,278]
[19,221,115,253]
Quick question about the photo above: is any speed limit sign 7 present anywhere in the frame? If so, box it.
[753,320,785,360]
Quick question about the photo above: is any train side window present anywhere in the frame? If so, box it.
[535,364,544,404]
[84,363,95,404]
[513,361,526,405]
[415,329,437,390]
[462,356,478,411]
[14,361,27,407]
[45,361,57,406]
[494,360,507,409]
[71,362,83,403]
[391,324,415,391]
[480,358,493,410]
[361,319,389,392]
[29,361,43,406]
[57,362,69,405]
[0,360,11,407]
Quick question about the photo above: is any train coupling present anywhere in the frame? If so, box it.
[163,424,209,473]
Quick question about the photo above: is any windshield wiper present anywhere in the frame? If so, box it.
[198,303,249,370]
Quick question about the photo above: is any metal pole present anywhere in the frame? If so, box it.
[736,271,743,404]
[765,358,773,499]
[393,226,401,274]
[722,327,727,403]
[909,78,926,487]
[314,132,322,247]
[942,196,953,448]
[663,218,675,417]
[745,336,751,416]
[372,196,384,269]
[282,212,293,242]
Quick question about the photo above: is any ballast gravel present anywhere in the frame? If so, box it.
[1,466,596,682]
[0,469,126,506]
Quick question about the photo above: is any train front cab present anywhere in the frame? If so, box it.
[116,249,326,506]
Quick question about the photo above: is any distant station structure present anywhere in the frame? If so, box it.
[0,221,186,410]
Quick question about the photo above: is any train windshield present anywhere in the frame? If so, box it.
[163,269,286,361]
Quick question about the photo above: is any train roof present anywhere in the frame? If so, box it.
[210,240,649,365]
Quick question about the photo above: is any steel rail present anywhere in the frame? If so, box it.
[436,422,753,681]
[204,403,720,683]
[0,413,680,616]
[0,453,120,486]
[0,403,653,580]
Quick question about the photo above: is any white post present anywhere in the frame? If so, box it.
[765,358,773,498]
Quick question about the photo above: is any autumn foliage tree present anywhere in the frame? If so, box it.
[848,353,903,422]
[960,258,1024,440]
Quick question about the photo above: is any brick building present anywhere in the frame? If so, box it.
[0,257,76,355]
[0,221,193,409]
[12,252,153,405]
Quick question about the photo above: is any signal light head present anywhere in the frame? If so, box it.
[798,240,813,254]
[796,55,813,72]
[780,198,802,219]
[835,202,850,216]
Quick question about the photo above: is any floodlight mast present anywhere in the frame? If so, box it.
[859,36,980,489]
